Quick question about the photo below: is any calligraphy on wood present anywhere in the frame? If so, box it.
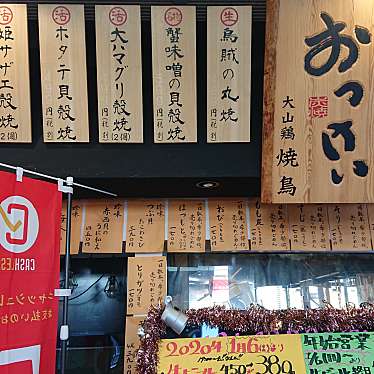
[262,0,374,202]
[152,6,197,143]
[96,5,143,143]
[0,5,31,143]
[38,4,89,142]
[207,6,252,143]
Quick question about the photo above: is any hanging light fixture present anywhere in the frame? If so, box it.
[161,296,188,335]
[104,275,120,299]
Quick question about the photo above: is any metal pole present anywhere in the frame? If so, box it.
[0,162,117,197]
[60,177,73,374]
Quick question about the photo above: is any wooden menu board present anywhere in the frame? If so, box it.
[152,6,197,143]
[95,5,143,143]
[168,200,205,252]
[60,201,83,255]
[262,0,374,203]
[288,204,330,251]
[328,204,371,251]
[124,316,144,374]
[82,200,124,254]
[0,4,32,143]
[208,200,249,251]
[207,6,252,143]
[249,199,289,251]
[126,200,165,253]
[38,4,89,142]
[127,256,167,315]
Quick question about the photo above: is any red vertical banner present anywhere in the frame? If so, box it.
[0,171,62,374]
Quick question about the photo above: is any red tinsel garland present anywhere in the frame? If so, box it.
[136,304,374,374]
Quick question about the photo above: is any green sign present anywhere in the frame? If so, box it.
[302,332,374,374]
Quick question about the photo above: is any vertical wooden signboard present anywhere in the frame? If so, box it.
[60,201,83,255]
[82,200,124,254]
[126,200,165,253]
[127,256,167,315]
[208,200,249,251]
[288,204,330,251]
[38,4,89,142]
[168,200,205,253]
[207,6,252,143]
[328,204,371,251]
[262,0,374,203]
[249,199,289,251]
[96,5,143,143]
[0,5,31,143]
[152,6,197,143]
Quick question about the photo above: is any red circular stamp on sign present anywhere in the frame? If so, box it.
[109,7,127,26]
[220,7,239,27]
[164,7,182,27]
[52,6,71,25]
[0,6,13,25]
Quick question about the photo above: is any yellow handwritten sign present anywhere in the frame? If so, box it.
[158,334,305,374]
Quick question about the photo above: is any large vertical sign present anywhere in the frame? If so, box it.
[152,6,197,143]
[95,5,143,143]
[38,4,89,143]
[0,171,62,374]
[262,0,374,203]
[207,6,252,143]
[0,5,31,143]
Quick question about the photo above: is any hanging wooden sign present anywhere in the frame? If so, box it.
[208,199,249,251]
[167,200,205,252]
[82,200,124,254]
[127,256,167,315]
[328,204,371,251]
[126,200,165,253]
[38,4,89,142]
[124,316,145,374]
[288,204,329,251]
[95,5,143,143]
[60,201,83,255]
[152,6,197,143]
[262,0,374,203]
[0,5,31,143]
[249,199,289,251]
[367,204,374,250]
[207,6,252,143]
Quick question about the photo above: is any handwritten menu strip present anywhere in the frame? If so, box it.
[124,316,144,374]
[209,200,249,251]
[207,6,252,143]
[60,201,83,255]
[157,334,306,374]
[288,204,330,251]
[168,200,205,253]
[249,199,289,251]
[95,5,143,143]
[366,204,374,250]
[38,4,89,142]
[328,204,371,251]
[152,6,197,143]
[127,256,166,315]
[0,5,31,143]
[82,200,124,254]
[302,332,374,374]
[126,200,165,253]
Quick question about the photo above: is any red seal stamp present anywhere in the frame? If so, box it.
[52,6,71,25]
[0,7,13,26]
[220,7,238,27]
[164,7,182,27]
[109,7,127,26]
